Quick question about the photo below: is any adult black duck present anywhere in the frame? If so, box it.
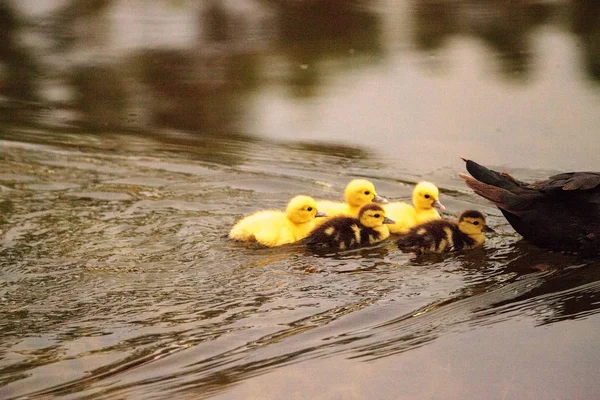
[459,159,600,256]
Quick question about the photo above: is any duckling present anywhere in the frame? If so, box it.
[396,210,493,254]
[384,181,446,234]
[460,158,600,256]
[304,204,395,251]
[229,195,327,247]
[316,179,387,219]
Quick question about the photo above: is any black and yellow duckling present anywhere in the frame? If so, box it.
[304,204,395,251]
[316,179,387,219]
[460,158,600,256]
[229,195,327,247]
[384,181,445,234]
[396,210,493,254]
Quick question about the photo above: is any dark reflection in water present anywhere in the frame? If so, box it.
[477,257,600,326]
[71,64,129,131]
[573,0,600,80]
[0,0,598,137]
[18,245,599,399]
[268,0,382,97]
[1,0,383,134]
[414,0,554,80]
[345,252,600,361]
[0,2,39,124]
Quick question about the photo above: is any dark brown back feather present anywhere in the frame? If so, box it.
[304,216,382,251]
[529,172,600,191]
[397,219,475,253]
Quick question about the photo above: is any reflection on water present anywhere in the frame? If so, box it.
[414,0,548,79]
[270,0,382,97]
[1,1,600,399]
[1,0,599,137]
[1,135,599,399]
[1,0,383,133]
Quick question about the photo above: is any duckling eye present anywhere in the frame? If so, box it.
[424,194,430,199]
[364,191,371,195]
[374,213,380,218]
[473,221,480,225]
[307,207,313,211]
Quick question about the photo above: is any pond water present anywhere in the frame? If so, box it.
[1,1,599,399]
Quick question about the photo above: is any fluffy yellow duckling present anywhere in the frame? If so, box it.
[396,210,493,254]
[316,179,388,219]
[229,195,327,247]
[384,181,445,234]
[304,204,395,251]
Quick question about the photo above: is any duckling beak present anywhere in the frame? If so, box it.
[383,217,395,224]
[373,194,388,204]
[315,211,328,218]
[433,199,446,210]
[482,225,495,233]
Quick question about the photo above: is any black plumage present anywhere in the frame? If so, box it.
[460,159,600,256]
[396,210,487,254]
[305,204,392,251]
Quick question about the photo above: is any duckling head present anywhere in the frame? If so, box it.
[457,210,494,237]
[412,181,445,211]
[358,204,395,228]
[344,179,388,208]
[286,195,327,224]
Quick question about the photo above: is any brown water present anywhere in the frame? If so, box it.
[1,1,600,399]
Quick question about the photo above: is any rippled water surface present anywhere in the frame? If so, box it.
[1,1,600,399]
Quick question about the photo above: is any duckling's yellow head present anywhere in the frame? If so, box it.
[286,195,327,224]
[412,181,445,211]
[457,210,494,237]
[344,179,387,207]
[358,204,395,228]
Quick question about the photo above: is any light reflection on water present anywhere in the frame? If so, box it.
[1,1,600,399]
[1,135,599,400]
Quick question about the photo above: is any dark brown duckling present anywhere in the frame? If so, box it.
[304,204,395,251]
[460,159,600,256]
[397,210,493,254]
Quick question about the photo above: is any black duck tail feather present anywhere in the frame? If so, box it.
[462,159,523,190]
[460,174,533,215]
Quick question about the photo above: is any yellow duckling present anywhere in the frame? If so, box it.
[384,181,445,234]
[316,179,388,219]
[229,195,327,247]
[396,210,493,254]
[304,204,395,251]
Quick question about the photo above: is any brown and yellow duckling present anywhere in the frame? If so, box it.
[229,195,327,247]
[396,210,493,254]
[304,204,395,251]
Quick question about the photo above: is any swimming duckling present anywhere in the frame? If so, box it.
[460,158,600,255]
[316,179,387,219]
[304,204,395,251]
[396,210,493,254]
[384,181,445,234]
[229,195,327,247]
